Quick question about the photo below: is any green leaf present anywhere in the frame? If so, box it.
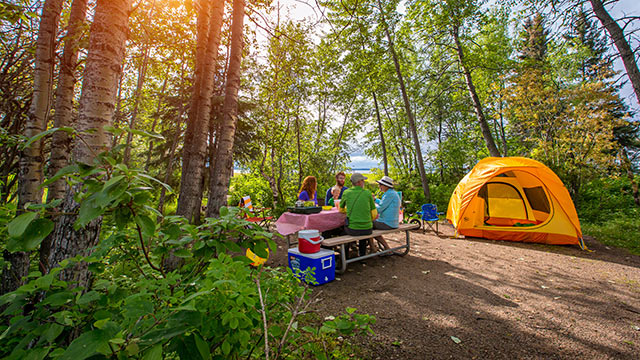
[104,125,124,137]
[75,199,104,229]
[135,215,155,237]
[194,333,211,360]
[22,127,63,149]
[8,212,37,238]
[451,336,462,344]
[42,164,79,187]
[221,340,231,355]
[43,323,64,343]
[141,345,162,360]
[102,175,125,191]
[35,273,54,289]
[173,249,192,258]
[129,128,164,140]
[59,329,111,360]
[137,173,172,193]
[21,218,54,251]
[140,325,190,346]
[24,348,49,360]
[77,290,101,305]
[219,206,229,217]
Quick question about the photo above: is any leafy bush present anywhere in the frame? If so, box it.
[229,172,273,209]
[0,145,375,359]
[582,210,640,255]
[577,176,638,223]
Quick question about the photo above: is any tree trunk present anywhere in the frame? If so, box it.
[589,0,640,106]
[2,0,64,295]
[206,0,245,218]
[295,113,303,186]
[48,0,130,288]
[379,6,431,202]
[145,78,167,172]
[41,0,89,274]
[158,122,183,214]
[176,0,224,223]
[452,26,501,158]
[621,148,640,206]
[372,90,388,176]
[123,45,150,165]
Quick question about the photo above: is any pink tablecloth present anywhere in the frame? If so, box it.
[275,209,346,235]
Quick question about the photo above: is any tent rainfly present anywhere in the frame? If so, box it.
[446,157,584,247]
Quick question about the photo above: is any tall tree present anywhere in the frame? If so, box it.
[176,0,224,223]
[587,0,640,106]
[2,0,64,294]
[207,0,246,217]
[48,0,131,287]
[41,0,89,274]
[377,0,431,201]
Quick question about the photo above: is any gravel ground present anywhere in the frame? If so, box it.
[270,223,640,359]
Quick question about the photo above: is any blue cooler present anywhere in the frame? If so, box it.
[288,248,335,285]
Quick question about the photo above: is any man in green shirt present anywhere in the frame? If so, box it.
[339,173,378,256]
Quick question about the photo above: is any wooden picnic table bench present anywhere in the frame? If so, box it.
[321,223,420,274]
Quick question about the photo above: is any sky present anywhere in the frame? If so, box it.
[265,0,640,170]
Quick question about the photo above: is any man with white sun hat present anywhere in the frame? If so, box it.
[373,175,400,250]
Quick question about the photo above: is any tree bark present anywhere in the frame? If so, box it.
[372,90,388,176]
[41,0,89,274]
[2,0,64,295]
[452,26,501,158]
[145,78,167,172]
[123,45,150,165]
[589,0,640,106]
[48,0,130,288]
[158,112,184,215]
[176,0,224,223]
[206,0,246,217]
[621,148,640,206]
[379,5,431,202]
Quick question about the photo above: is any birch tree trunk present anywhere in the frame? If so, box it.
[206,0,246,217]
[48,0,130,288]
[145,78,167,172]
[379,5,431,202]
[372,90,388,176]
[588,0,640,106]
[41,0,89,274]
[452,25,501,158]
[2,0,64,295]
[123,45,150,165]
[176,0,224,223]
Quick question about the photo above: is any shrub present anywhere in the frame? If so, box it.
[0,147,375,359]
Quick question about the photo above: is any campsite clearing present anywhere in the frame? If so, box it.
[273,223,640,359]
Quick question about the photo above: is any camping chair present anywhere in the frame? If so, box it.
[416,203,443,234]
[239,196,273,228]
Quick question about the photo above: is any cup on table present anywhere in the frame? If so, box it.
[333,199,340,209]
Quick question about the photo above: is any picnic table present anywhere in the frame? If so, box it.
[275,208,346,236]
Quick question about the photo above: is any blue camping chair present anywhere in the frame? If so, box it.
[415,203,442,234]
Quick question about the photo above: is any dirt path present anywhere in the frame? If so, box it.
[272,224,640,359]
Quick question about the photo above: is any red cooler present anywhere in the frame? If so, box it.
[298,229,323,253]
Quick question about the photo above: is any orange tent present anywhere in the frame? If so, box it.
[446,157,583,246]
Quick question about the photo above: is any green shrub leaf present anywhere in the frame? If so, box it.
[8,212,37,238]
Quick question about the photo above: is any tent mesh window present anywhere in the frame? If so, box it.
[479,182,529,224]
[523,186,551,213]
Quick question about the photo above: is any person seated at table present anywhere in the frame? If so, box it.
[297,176,318,205]
[339,172,377,257]
[326,187,341,207]
[325,171,348,206]
[372,176,399,251]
